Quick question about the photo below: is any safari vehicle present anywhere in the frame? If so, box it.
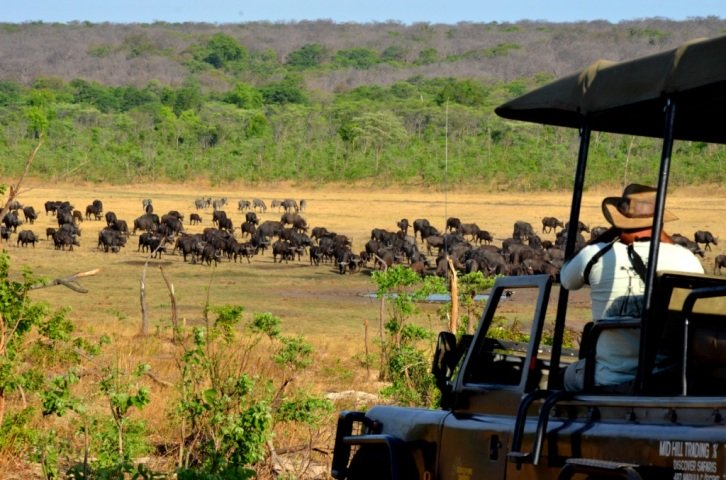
[331,35,726,479]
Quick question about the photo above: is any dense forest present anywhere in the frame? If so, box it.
[1,18,725,188]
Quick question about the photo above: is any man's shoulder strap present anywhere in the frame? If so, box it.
[627,242,648,282]
[583,239,619,285]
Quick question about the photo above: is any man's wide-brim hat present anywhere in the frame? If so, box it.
[601,184,678,229]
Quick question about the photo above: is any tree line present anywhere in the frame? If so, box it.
[1,72,724,188]
[0,20,724,188]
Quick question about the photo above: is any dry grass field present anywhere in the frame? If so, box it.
[10,180,723,333]
[2,179,725,477]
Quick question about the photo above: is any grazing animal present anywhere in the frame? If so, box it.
[52,230,80,251]
[22,206,37,225]
[565,220,590,234]
[98,228,127,253]
[475,230,494,245]
[694,230,718,251]
[105,211,117,227]
[238,199,251,211]
[397,218,409,235]
[672,233,706,258]
[217,216,234,233]
[715,255,726,275]
[190,213,202,225]
[541,216,564,233]
[212,197,228,210]
[85,203,102,221]
[200,244,221,266]
[2,211,22,232]
[252,198,267,212]
[17,230,38,247]
[512,221,536,241]
[133,213,160,235]
[45,200,60,216]
[281,199,298,213]
[1,225,11,242]
[413,218,431,242]
[457,223,481,241]
[446,217,462,232]
[272,240,295,263]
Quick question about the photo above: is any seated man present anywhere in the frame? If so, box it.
[560,184,704,391]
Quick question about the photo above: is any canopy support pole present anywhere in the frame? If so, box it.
[636,98,676,393]
[547,125,591,390]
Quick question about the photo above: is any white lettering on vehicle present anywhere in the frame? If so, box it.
[660,441,723,480]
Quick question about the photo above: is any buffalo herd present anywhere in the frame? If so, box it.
[0,198,722,280]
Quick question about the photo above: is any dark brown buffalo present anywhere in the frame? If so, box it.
[541,216,564,233]
[716,255,726,275]
[695,230,718,251]
[17,230,37,247]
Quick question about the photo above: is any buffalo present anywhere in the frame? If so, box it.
[590,226,609,241]
[52,230,80,251]
[413,218,431,241]
[200,244,221,266]
[694,230,718,251]
[513,220,536,241]
[190,213,202,225]
[133,214,160,234]
[446,217,462,232]
[105,211,118,227]
[85,203,102,221]
[475,230,494,245]
[541,216,564,233]
[245,212,259,225]
[174,234,204,262]
[672,233,706,257]
[272,240,295,263]
[397,218,409,235]
[565,220,590,234]
[98,228,127,253]
[17,230,37,247]
[715,255,726,275]
[457,223,481,241]
[22,206,37,224]
[2,211,22,232]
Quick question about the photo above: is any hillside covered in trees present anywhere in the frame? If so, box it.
[0,18,724,188]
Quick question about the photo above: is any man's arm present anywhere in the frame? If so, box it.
[560,244,602,291]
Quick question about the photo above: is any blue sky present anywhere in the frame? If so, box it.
[3,0,725,24]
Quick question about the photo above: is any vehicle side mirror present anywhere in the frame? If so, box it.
[433,331,457,383]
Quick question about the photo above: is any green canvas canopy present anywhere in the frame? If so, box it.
[495,35,726,144]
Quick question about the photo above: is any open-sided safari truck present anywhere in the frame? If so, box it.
[331,35,726,479]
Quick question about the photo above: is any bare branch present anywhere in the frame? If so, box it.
[31,268,100,294]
